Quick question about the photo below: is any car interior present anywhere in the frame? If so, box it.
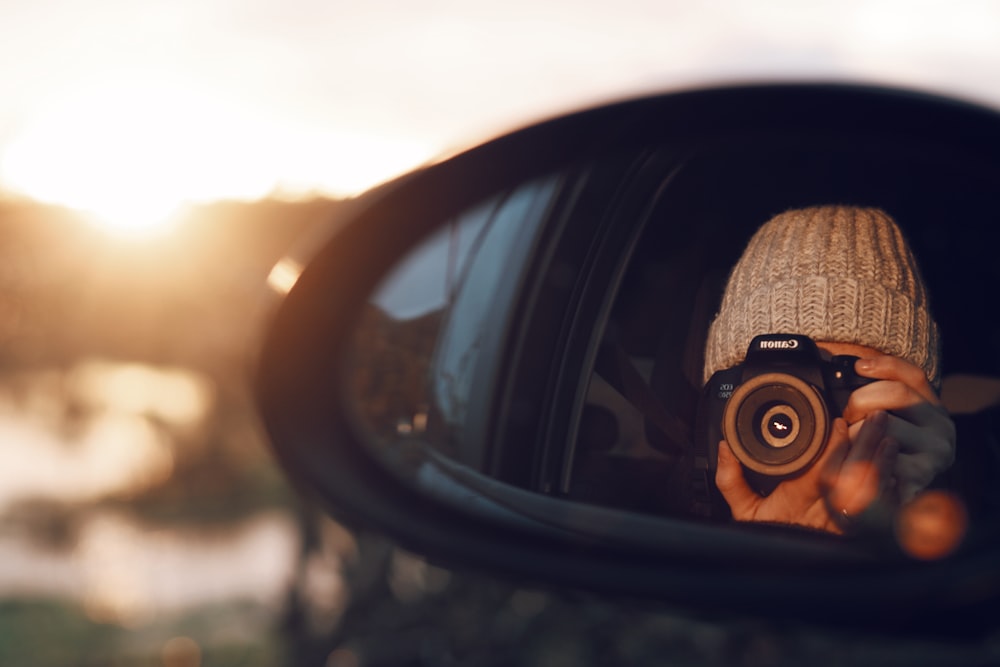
[566,136,1000,529]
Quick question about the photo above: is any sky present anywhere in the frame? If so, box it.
[0,0,998,233]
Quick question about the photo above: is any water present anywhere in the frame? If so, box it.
[0,359,308,663]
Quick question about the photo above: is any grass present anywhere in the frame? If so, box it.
[0,598,288,667]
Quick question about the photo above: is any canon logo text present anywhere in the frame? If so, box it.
[758,339,800,350]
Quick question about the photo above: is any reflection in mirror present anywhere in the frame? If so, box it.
[349,173,563,471]
[348,136,1000,559]
[562,144,1000,557]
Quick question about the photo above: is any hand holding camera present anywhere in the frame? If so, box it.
[716,410,897,534]
[706,334,956,533]
[703,333,875,492]
[841,353,955,504]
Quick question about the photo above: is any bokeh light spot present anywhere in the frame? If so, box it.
[895,490,968,560]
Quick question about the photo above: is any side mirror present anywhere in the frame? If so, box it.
[256,84,1000,635]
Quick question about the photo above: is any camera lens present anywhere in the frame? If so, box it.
[721,373,828,477]
[760,405,800,448]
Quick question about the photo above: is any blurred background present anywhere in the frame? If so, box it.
[1,1,998,665]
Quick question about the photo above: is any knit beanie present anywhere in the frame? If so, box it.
[703,206,940,387]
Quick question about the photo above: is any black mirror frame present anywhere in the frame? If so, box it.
[256,83,1000,636]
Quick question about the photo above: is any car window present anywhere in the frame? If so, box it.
[350,174,563,468]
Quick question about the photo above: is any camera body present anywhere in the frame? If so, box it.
[701,333,874,494]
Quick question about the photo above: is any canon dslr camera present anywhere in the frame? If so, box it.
[702,333,874,494]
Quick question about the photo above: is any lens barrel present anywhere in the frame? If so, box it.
[722,373,829,477]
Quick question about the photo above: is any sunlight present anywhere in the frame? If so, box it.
[0,76,435,237]
[0,78,274,238]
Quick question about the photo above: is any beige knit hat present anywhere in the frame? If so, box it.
[703,206,940,387]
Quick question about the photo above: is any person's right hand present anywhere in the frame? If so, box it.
[715,411,898,534]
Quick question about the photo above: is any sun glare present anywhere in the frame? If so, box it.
[0,80,273,237]
[0,77,436,238]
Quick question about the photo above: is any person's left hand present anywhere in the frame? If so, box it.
[844,355,956,503]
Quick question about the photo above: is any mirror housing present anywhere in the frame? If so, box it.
[256,84,1000,635]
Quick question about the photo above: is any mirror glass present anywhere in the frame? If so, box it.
[348,173,564,463]
[347,132,1000,558]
